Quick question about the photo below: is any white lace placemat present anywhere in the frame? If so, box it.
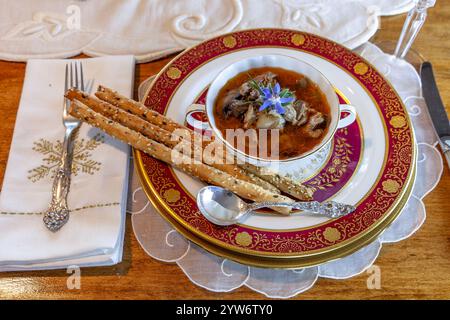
[128,42,442,298]
[0,0,415,63]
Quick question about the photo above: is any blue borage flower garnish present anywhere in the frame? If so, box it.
[248,77,295,115]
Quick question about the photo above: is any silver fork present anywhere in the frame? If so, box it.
[43,62,84,232]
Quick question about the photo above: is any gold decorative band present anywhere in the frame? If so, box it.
[0,202,120,216]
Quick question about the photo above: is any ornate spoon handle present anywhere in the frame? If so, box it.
[245,201,355,218]
[394,0,436,59]
[43,129,76,231]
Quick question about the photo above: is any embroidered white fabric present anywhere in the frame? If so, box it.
[129,42,443,298]
[0,0,415,63]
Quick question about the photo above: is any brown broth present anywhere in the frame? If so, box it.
[214,67,331,160]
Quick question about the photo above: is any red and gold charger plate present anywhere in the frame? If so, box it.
[135,29,416,266]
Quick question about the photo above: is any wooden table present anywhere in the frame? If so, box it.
[1,4,449,299]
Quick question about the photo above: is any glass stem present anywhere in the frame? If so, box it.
[394,0,435,59]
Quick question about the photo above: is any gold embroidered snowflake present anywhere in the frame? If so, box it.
[28,133,104,182]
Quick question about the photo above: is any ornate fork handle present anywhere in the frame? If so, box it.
[43,128,76,231]
[245,201,355,218]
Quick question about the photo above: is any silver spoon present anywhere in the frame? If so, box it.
[196,186,356,226]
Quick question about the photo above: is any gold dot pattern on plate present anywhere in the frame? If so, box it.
[390,115,407,128]
[166,67,182,80]
[291,34,306,46]
[323,227,341,242]
[163,188,181,203]
[353,62,369,75]
[222,35,237,48]
[235,231,253,247]
[382,179,400,193]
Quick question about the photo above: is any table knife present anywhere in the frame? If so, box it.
[420,62,450,168]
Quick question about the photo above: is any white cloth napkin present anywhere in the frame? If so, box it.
[0,55,135,271]
[0,0,414,62]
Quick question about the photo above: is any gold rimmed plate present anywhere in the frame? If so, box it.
[136,29,416,262]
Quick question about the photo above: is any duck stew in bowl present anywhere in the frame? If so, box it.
[213,67,331,160]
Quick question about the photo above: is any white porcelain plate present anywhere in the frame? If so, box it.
[136,30,415,259]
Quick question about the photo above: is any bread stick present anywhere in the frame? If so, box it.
[95,86,314,200]
[68,99,294,214]
[239,163,314,200]
[67,89,280,194]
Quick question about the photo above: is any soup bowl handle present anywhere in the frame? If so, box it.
[186,103,357,134]
[185,104,212,134]
[337,104,357,129]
